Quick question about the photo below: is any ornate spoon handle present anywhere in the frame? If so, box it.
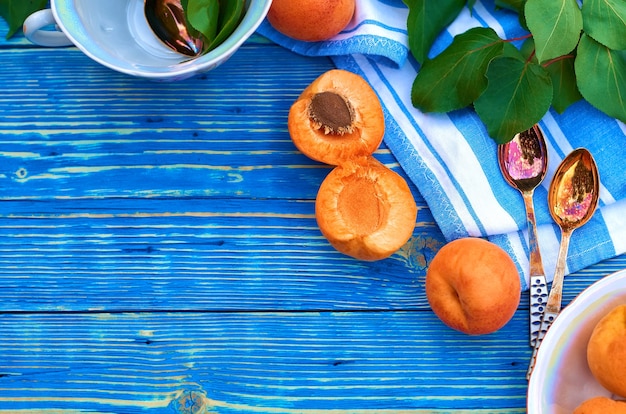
[529,275,549,347]
[526,230,572,380]
[522,191,547,347]
[527,309,559,380]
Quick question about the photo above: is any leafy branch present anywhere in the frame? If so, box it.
[405,0,626,144]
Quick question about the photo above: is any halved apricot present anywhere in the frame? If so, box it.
[315,156,417,261]
[288,69,385,165]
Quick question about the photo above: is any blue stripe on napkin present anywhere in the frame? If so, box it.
[257,0,626,291]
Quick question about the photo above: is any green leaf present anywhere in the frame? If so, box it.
[0,0,47,39]
[495,0,525,14]
[519,38,537,62]
[582,0,626,50]
[575,34,626,123]
[474,56,553,143]
[525,0,582,64]
[411,27,504,113]
[180,0,197,34]
[504,41,527,60]
[209,0,245,49]
[186,0,220,44]
[404,0,466,64]
[521,35,580,113]
[546,55,581,113]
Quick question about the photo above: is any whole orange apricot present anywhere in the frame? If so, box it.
[315,156,417,261]
[587,304,626,399]
[267,0,355,42]
[574,396,626,414]
[425,238,521,335]
[288,69,385,166]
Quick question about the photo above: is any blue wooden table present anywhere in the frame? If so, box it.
[1,19,625,413]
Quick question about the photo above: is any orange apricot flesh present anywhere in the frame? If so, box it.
[315,156,417,261]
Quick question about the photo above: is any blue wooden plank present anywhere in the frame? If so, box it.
[0,44,416,203]
[0,37,456,314]
[0,143,405,201]
[0,197,445,312]
[0,311,529,412]
[0,184,621,313]
[0,46,333,200]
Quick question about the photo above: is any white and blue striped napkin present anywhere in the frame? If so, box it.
[257,0,626,291]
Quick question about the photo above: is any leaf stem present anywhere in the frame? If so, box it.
[542,54,575,67]
[504,33,533,43]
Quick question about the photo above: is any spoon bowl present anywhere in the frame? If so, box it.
[498,125,548,191]
[498,124,549,347]
[144,0,204,57]
[527,148,600,379]
[548,148,600,231]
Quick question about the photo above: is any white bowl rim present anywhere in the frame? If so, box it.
[51,0,272,80]
[527,268,626,412]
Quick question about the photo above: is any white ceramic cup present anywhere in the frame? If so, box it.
[23,0,271,81]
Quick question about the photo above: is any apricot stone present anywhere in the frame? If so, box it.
[267,0,355,42]
[315,156,417,261]
[288,69,385,166]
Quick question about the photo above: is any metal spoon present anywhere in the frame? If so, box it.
[526,148,600,379]
[144,0,204,57]
[498,125,549,348]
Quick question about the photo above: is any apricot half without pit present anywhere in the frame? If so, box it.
[288,69,385,166]
[315,156,417,261]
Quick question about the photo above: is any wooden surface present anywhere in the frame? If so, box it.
[1,20,625,413]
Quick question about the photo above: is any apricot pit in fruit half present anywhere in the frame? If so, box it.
[288,69,385,166]
[315,156,417,261]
